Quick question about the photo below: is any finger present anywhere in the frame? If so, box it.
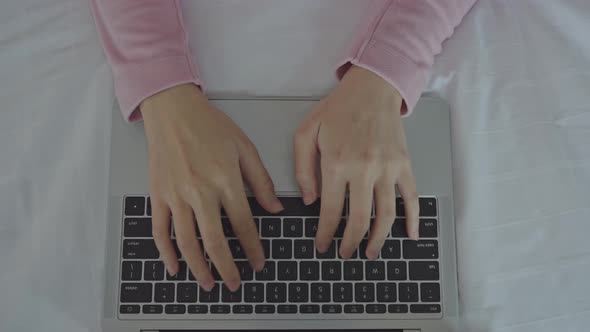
[171,202,214,290]
[398,167,420,240]
[367,177,397,259]
[151,197,178,275]
[192,194,241,292]
[238,141,284,213]
[294,123,320,205]
[340,180,374,259]
[315,168,347,253]
[220,175,265,271]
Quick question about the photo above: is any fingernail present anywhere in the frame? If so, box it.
[227,279,241,292]
[410,228,419,241]
[201,278,214,292]
[303,191,316,205]
[338,247,350,260]
[254,260,266,272]
[167,265,178,276]
[367,249,379,260]
[272,198,284,212]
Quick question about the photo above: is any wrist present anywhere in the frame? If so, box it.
[140,83,206,119]
[342,65,403,112]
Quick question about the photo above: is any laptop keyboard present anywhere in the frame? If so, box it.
[118,196,442,317]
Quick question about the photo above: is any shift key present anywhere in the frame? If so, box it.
[403,240,438,259]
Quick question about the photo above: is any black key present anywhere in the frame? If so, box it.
[391,219,408,238]
[188,305,208,314]
[411,304,441,313]
[305,218,319,237]
[155,283,175,303]
[334,219,346,238]
[266,283,287,303]
[211,305,231,314]
[255,305,275,314]
[299,304,320,314]
[294,239,314,259]
[244,283,264,303]
[165,304,185,314]
[283,218,303,237]
[377,283,397,302]
[221,218,235,237]
[261,218,281,237]
[261,239,270,259]
[366,304,386,314]
[278,305,298,314]
[403,240,439,259]
[316,241,336,259]
[396,198,405,217]
[255,261,275,281]
[389,304,408,313]
[358,239,369,259]
[233,305,253,314]
[398,283,419,302]
[344,304,364,314]
[121,261,142,281]
[142,304,163,314]
[355,283,375,302]
[311,283,331,303]
[333,283,353,303]
[381,240,401,259]
[146,197,151,216]
[120,305,140,314]
[420,283,440,302]
[420,219,438,237]
[249,196,320,216]
[343,261,363,280]
[120,283,152,303]
[410,261,439,280]
[166,261,187,280]
[387,261,407,280]
[300,261,319,281]
[288,283,309,302]
[222,285,242,303]
[228,239,246,259]
[199,284,220,303]
[277,261,297,281]
[144,261,164,281]
[235,261,253,281]
[123,218,152,237]
[321,261,341,280]
[365,261,385,280]
[125,196,145,216]
[123,239,158,259]
[419,197,437,217]
[322,304,342,314]
[272,239,292,259]
[177,283,198,303]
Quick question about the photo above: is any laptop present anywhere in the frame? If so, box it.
[102,96,459,332]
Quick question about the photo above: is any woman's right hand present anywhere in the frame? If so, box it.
[141,84,284,291]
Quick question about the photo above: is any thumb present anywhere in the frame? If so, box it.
[239,141,284,213]
[294,123,320,205]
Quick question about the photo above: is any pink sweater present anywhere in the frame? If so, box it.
[91,0,476,121]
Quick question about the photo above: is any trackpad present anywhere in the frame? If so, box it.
[213,99,317,192]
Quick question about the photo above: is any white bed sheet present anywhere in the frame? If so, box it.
[1,0,589,331]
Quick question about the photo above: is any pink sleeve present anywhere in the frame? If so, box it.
[90,0,202,122]
[337,0,477,115]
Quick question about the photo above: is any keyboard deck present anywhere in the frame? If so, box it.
[118,195,442,318]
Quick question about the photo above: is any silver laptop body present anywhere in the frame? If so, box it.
[102,96,459,332]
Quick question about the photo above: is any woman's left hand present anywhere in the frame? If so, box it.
[294,65,420,260]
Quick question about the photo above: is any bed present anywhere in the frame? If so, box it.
[1,0,589,331]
